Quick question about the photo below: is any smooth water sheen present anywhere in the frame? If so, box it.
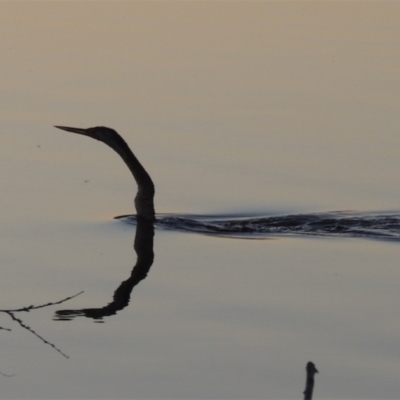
[1,2,400,399]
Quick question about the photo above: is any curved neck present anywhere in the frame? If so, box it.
[121,147,155,192]
[107,139,155,221]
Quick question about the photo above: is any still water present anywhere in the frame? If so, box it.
[1,2,400,398]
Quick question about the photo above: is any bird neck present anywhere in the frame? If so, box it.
[111,143,155,221]
[123,149,155,192]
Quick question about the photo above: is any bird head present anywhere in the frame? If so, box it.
[54,125,116,141]
[54,125,131,156]
[54,124,155,220]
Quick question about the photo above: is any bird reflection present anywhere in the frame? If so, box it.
[54,217,154,321]
[53,125,156,321]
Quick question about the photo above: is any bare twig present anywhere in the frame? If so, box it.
[0,291,84,313]
[6,312,69,359]
[0,326,11,331]
[0,291,84,359]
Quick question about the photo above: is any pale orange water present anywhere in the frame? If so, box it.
[0,2,399,398]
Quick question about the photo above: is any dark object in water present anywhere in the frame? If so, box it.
[303,361,318,400]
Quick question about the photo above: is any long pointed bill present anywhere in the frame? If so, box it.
[54,126,94,137]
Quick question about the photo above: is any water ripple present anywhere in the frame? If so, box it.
[116,211,400,241]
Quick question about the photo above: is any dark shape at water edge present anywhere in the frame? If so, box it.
[303,361,318,400]
[116,210,400,241]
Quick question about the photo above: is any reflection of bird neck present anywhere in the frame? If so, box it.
[112,142,155,222]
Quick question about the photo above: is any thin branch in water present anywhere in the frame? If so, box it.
[0,291,84,313]
[0,292,84,359]
[0,326,11,332]
[5,311,69,359]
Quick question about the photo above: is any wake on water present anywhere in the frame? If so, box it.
[115,211,400,241]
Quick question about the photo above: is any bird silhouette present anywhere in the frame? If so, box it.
[54,126,400,242]
[54,126,155,221]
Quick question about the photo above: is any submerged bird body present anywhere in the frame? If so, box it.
[54,126,400,241]
[55,126,155,221]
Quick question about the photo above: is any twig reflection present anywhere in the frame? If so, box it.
[0,291,83,362]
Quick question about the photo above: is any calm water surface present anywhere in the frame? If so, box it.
[1,3,400,399]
